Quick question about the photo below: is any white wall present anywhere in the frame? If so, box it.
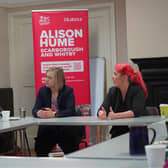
[0,8,10,87]
[114,0,128,63]
[1,0,168,88]
[126,0,168,59]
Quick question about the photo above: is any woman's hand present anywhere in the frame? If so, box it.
[98,106,107,120]
[108,106,115,120]
[37,108,56,118]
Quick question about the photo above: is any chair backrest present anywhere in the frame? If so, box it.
[146,106,160,116]
[76,105,90,148]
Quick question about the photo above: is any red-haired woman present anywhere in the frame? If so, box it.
[98,63,148,138]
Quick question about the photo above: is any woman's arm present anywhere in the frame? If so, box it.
[97,87,117,119]
[32,87,56,118]
[108,109,134,119]
[108,86,146,119]
[32,89,43,118]
[57,87,76,117]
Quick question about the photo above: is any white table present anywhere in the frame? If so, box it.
[0,117,37,155]
[0,117,36,133]
[0,116,166,156]
[67,133,146,160]
[35,116,165,126]
[0,116,165,132]
[0,156,148,168]
[67,119,168,160]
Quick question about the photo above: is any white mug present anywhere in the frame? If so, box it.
[145,144,166,168]
[1,110,10,121]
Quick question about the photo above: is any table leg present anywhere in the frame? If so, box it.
[18,129,31,156]
[19,130,24,154]
[13,131,18,155]
[23,129,31,156]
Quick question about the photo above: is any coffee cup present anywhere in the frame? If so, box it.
[145,144,166,168]
[1,110,10,121]
[129,126,156,155]
[160,104,168,116]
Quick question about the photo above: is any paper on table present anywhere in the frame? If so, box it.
[9,117,21,121]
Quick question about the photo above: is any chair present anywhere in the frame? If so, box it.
[146,106,160,116]
[76,105,90,148]
[79,126,89,149]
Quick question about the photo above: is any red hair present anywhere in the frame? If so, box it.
[114,63,148,98]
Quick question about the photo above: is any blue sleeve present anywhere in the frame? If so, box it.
[32,89,43,118]
[58,88,76,117]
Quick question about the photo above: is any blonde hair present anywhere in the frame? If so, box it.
[46,67,65,90]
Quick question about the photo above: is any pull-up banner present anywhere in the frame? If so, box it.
[32,9,90,104]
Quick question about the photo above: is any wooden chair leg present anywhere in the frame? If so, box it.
[97,126,102,143]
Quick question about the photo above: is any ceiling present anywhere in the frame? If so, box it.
[0,0,76,7]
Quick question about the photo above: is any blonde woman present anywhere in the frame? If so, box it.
[32,67,80,156]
